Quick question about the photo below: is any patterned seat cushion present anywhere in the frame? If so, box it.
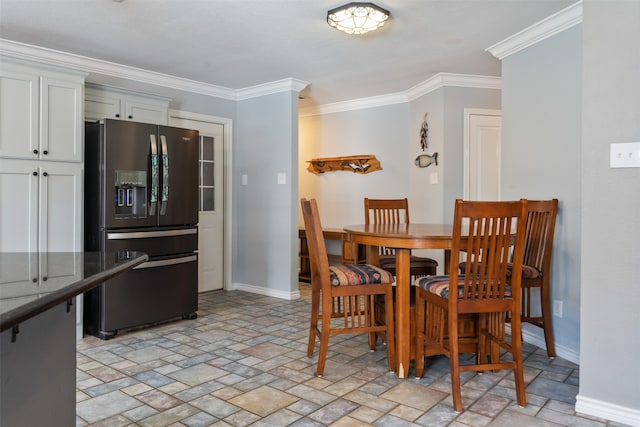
[458,262,541,279]
[329,264,395,287]
[415,275,511,299]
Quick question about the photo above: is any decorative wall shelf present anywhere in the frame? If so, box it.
[306,155,382,175]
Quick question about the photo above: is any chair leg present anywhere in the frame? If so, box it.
[307,289,320,357]
[540,284,556,358]
[448,315,463,412]
[315,316,331,377]
[414,294,426,378]
[510,316,527,407]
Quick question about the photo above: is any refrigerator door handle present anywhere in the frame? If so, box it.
[160,135,169,216]
[149,134,159,215]
[107,228,197,240]
[134,255,197,269]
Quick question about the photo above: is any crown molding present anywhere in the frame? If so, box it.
[300,72,501,117]
[486,0,583,60]
[1,38,497,115]
[236,78,310,100]
[300,92,408,117]
[0,39,308,101]
[406,72,501,100]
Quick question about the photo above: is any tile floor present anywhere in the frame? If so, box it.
[76,286,628,427]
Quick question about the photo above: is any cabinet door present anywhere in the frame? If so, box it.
[0,71,39,160]
[0,160,38,252]
[85,92,122,121]
[39,163,82,253]
[40,77,83,162]
[124,98,168,125]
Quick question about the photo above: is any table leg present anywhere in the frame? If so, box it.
[395,248,411,378]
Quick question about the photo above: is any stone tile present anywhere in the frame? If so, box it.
[308,398,360,425]
[469,393,511,418]
[187,394,239,418]
[487,409,562,426]
[76,390,143,423]
[136,389,184,411]
[73,290,603,427]
[249,408,302,427]
[228,385,299,417]
[527,377,579,404]
[136,403,200,427]
[380,382,448,411]
[168,363,227,386]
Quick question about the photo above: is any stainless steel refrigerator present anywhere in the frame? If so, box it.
[83,119,199,339]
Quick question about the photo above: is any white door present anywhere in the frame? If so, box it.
[168,115,225,292]
[464,109,502,201]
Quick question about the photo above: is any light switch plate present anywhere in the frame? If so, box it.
[610,142,640,168]
[277,172,286,185]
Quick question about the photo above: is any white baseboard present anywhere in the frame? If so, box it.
[230,282,300,301]
[576,395,640,427]
[505,323,580,365]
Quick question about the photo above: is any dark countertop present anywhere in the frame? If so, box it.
[0,251,148,333]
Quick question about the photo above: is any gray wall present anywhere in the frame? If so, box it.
[299,104,410,229]
[501,25,582,358]
[441,87,502,220]
[579,0,640,414]
[300,86,501,270]
[234,91,299,294]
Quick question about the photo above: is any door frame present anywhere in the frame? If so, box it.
[168,109,233,291]
[463,108,502,200]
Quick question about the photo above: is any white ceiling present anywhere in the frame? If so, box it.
[0,0,574,107]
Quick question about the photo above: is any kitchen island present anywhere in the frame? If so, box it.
[0,251,147,427]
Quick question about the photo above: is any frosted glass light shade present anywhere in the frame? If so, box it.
[327,2,390,35]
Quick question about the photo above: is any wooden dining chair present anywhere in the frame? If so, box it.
[520,199,558,358]
[414,199,528,412]
[364,198,438,276]
[458,199,559,358]
[300,198,396,377]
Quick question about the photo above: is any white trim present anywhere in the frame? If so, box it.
[168,109,233,292]
[0,39,308,101]
[300,73,501,117]
[237,78,310,100]
[231,282,301,301]
[486,1,583,60]
[1,39,498,116]
[575,395,640,427]
[300,92,408,117]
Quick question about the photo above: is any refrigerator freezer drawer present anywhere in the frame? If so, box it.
[83,253,197,339]
[133,255,197,269]
[105,227,197,258]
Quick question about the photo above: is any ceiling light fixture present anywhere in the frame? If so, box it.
[327,2,390,35]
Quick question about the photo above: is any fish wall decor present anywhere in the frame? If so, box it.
[415,152,438,168]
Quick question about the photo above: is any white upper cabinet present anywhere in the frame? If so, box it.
[0,160,82,254]
[0,62,84,162]
[85,84,169,125]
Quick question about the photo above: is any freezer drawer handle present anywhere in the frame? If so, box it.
[107,228,197,240]
[149,134,159,215]
[134,255,197,269]
[160,135,169,216]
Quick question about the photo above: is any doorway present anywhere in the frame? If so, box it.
[463,109,502,201]
[168,111,232,292]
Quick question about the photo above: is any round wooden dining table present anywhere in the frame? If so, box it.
[343,223,457,378]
